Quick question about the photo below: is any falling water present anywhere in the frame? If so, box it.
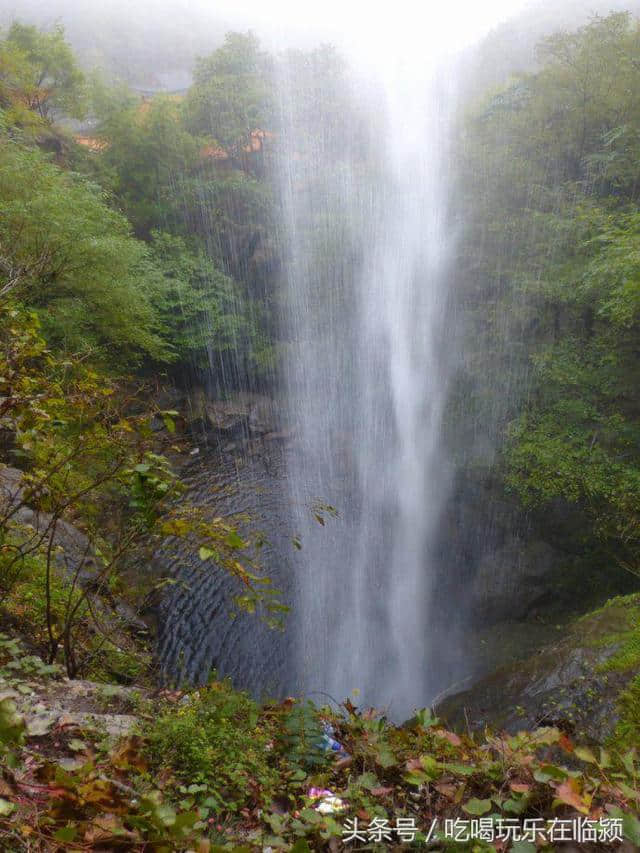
[277,54,457,716]
[157,4,527,715]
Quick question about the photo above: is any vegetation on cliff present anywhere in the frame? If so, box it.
[454,11,640,589]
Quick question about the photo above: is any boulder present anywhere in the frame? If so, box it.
[433,471,581,624]
[246,394,282,435]
[185,389,284,439]
[436,595,640,743]
[185,386,208,424]
[13,678,145,739]
[204,400,250,436]
[0,465,25,510]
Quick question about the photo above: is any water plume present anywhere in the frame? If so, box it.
[275,47,459,716]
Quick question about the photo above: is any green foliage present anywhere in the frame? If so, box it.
[146,680,279,813]
[595,594,640,673]
[0,300,278,679]
[278,700,327,769]
[0,698,24,767]
[149,230,252,369]
[456,11,640,577]
[97,95,199,236]
[0,138,172,364]
[184,32,273,155]
[0,663,638,849]
[83,33,280,375]
[0,301,169,675]
[279,44,372,161]
[0,21,85,123]
[611,674,640,750]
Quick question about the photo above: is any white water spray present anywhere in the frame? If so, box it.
[156,0,531,711]
[275,36,463,714]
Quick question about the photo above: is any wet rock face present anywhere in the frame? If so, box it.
[433,472,582,624]
[469,537,562,621]
[436,597,639,743]
[186,390,288,441]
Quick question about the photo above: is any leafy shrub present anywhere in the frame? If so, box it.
[278,700,329,769]
[145,680,279,813]
[611,675,640,750]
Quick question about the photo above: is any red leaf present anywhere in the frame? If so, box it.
[435,729,462,746]
[435,782,457,799]
[370,786,393,797]
[555,778,589,814]
[559,734,574,753]
[509,782,531,793]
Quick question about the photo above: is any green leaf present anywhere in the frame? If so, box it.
[298,808,322,824]
[403,770,428,786]
[463,798,492,815]
[224,530,245,549]
[622,812,640,846]
[444,763,475,776]
[503,797,528,814]
[0,798,15,816]
[574,746,597,763]
[173,810,198,832]
[511,843,536,853]
[622,749,637,775]
[153,803,177,826]
[419,755,439,777]
[375,745,397,768]
[199,546,218,561]
[53,825,76,841]
[533,764,568,783]
[617,782,640,801]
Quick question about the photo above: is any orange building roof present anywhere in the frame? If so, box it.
[200,129,274,161]
[74,135,107,152]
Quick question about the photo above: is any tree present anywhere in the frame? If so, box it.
[0,22,85,122]
[0,301,283,677]
[0,137,171,364]
[149,230,253,370]
[184,32,273,157]
[454,12,640,579]
[97,95,199,237]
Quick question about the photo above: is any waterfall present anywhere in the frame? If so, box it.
[276,53,457,717]
[155,4,524,714]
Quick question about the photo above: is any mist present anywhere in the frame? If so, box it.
[0,0,535,84]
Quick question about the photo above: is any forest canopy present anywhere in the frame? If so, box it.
[456,11,640,582]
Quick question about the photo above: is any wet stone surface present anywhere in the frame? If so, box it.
[436,597,639,742]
